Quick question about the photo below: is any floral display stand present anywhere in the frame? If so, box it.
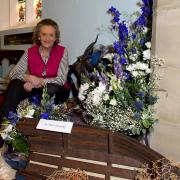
[15,117,176,180]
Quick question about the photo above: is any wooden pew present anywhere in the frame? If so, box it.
[16,118,180,180]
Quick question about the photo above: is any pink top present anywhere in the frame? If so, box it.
[28,44,65,78]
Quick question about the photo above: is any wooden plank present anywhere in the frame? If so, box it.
[30,143,63,155]
[111,153,142,167]
[18,170,46,180]
[110,166,137,179]
[69,132,108,143]
[68,138,108,152]
[112,133,163,162]
[29,135,64,155]
[88,176,104,180]
[25,163,56,176]
[61,159,137,179]
[30,153,61,166]
[71,125,110,136]
[60,159,107,174]
[29,135,63,144]
[18,125,64,137]
[65,149,108,162]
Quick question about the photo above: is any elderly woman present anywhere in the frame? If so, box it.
[0,19,70,124]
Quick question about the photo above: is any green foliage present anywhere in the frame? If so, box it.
[11,133,29,156]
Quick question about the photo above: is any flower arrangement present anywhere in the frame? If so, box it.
[78,0,164,136]
[0,86,69,155]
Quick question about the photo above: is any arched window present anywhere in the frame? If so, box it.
[0,0,43,30]
[34,0,42,19]
[18,0,26,22]
[17,0,42,23]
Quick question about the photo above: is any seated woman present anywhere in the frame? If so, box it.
[0,18,70,124]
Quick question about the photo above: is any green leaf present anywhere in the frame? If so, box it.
[12,134,29,156]
[132,127,140,135]
[142,119,151,129]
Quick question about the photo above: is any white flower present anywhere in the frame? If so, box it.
[109,98,117,106]
[138,71,146,76]
[78,83,90,101]
[3,124,13,133]
[79,83,89,94]
[144,27,148,33]
[28,109,35,116]
[136,62,148,70]
[1,124,13,140]
[78,94,85,101]
[109,86,113,91]
[145,42,151,49]
[143,49,151,60]
[126,64,135,72]
[103,53,115,61]
[97,82,106,93]
[17,112,22,118]
[92,93,102,106]
[24,115,33,118]
[132,71,139,77]
[1,133,8,140]
[129,54,138,61]
[103,94,109,101]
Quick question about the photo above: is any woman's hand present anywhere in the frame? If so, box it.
[24,74,44,88]
[24,82,34,92]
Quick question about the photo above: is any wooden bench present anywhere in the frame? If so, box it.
[0,49,24,107]
[16,118,180,180]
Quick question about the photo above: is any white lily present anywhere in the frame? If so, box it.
[143,49,151,60]
[145,42,151,49]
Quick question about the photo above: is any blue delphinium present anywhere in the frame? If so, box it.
[40,112,49,119]
[140,38,146,46]
[120,57,127,65]
[7,111,19,125]
[124,71,131,81]
[133,101,144,111]
[31,95,41,106]
[44,96,55,112]
[118,22,129,43]
[131,33,136,40]
[137,92,145,98]
[108,6,121,24]
[134,14,147,28]
[131,47,137,54]
[113,42,126,56]
[142,0,153,16]
[114,60,123,80]
[133,112,141,121]
[108,6,117,14]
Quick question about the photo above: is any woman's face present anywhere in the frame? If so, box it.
[39,25,57,49]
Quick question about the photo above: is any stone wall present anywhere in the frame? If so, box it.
[150,0,180,162]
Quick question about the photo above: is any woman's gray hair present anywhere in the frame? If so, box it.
[33,18,60,45]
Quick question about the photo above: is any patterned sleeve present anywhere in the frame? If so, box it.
[9,50,28,81]
[43,48,69,86]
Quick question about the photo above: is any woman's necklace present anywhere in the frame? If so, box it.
[42,50,49,60]
[41,49,49,78]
